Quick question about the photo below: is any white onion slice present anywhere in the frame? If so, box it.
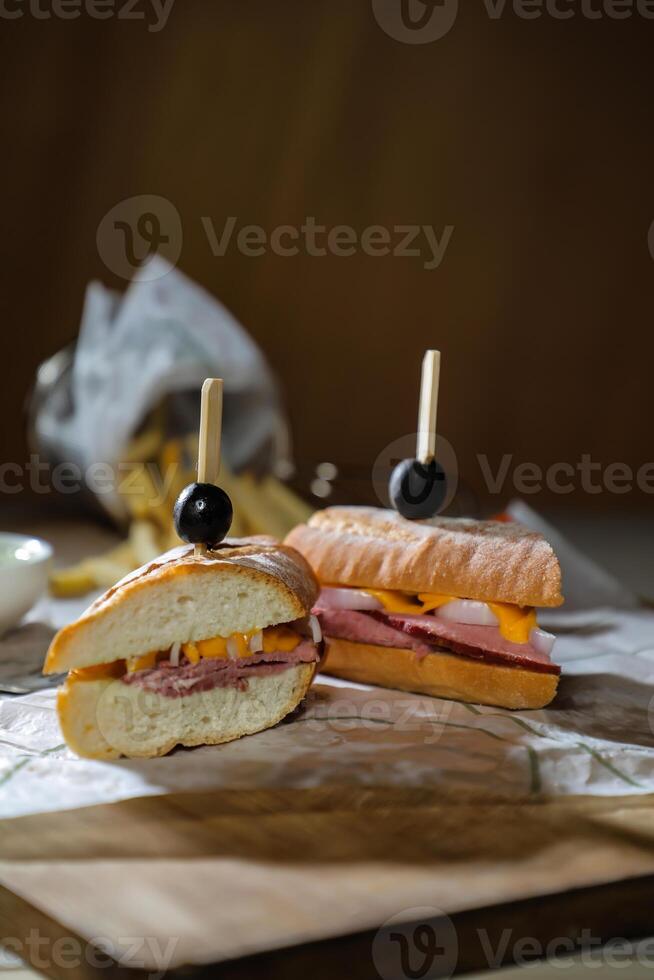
[436,599,499,628]
[169,641,181,667]
[249,630,263,654]
[530,628,556,656]
[226,637,239,660]
[317,587,383,611]
[309,614,322,643]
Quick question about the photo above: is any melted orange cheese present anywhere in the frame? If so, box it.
[227,634,253,658]
[184,626,300,661]
[196,636,229,658]
[262,626,301,653]
[126,650,160,673]
[67,624,303,684]
[183,642,201,664]
[361,588,537,645]
[488,603,537,644]
[417,593,454,612]
[366,590,423,614]
[69,661,125,682]
[184,633,250,661]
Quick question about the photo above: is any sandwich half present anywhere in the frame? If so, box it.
[285,507,563,710]
[44,539,322,759]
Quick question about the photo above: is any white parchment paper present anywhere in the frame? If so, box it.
[2,504,653,819]
[2,605,654,818]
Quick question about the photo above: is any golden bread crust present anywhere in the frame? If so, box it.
[87,537,318,617]
[322,638,559,710]
[44,538,318,674]
[285,507,563,608]
[57,662,317,759]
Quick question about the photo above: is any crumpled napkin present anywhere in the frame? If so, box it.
[32,256,289,522]
[2,609,654,818]
[0,592,93,695]
[1,502,651,816]
[0,623,57,694]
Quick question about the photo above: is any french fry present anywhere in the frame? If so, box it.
[49,566,97,598]
[260,476,313,528]
[51,421,314,598]
[49,542,136,597]
[232,473,294,540]
[118,462,170,530]
[121,403,165,463]
[119,425,163,464]
[85,555,134,589]
[128,519,163,565]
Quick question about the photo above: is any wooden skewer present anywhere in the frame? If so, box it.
[195,378,223,556]
[416,350,441,465]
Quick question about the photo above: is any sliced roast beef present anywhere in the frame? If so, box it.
[376,613,559,675]
[315,607,433,654]
[314,607,559,676]
[122,640,320,698]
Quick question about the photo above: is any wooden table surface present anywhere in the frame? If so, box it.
[2,505,654,978]
[6,949,654,979]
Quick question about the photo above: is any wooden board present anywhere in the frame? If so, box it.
[3,788,654,977]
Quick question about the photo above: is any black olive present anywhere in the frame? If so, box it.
[389,458,448,519]
[173,482,233,547]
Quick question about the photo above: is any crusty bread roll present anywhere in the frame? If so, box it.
[45,539,317,675]
[285,506,563,608]
[285,506,563,710]
[58,663,316,760]
[322,639,558,711]
[45,538,321,759]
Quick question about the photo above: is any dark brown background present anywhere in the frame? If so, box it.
[1,0,653,514]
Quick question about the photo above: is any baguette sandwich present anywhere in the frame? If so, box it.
[285,507,563,710]
[44,539,322,759]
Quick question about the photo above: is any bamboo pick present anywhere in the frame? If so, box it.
[416,350,440,465]
[195,378,223,556]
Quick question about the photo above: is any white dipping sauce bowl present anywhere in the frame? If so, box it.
[0,534,53,635]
